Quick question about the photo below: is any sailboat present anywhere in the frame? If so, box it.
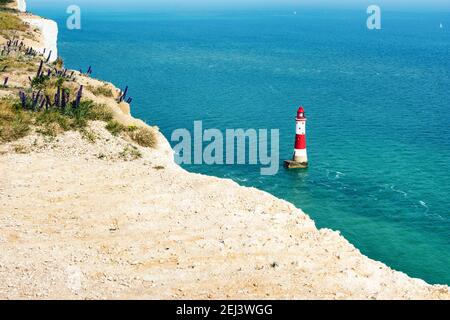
[440,22,443,29]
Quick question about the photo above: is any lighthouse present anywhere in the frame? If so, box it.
[284,106,309,169]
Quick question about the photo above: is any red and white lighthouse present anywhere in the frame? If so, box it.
[284,106,308,169]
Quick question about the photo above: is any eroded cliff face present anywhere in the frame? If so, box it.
[22,17,58,62]
[16,0,27,13]
[9,0,58,62]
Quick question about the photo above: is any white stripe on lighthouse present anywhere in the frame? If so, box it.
[296,121,306,135]
[293,149,308,163]
[294,149,307,156]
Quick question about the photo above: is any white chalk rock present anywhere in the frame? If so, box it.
[23,17,59,63]
[16,0,27,12]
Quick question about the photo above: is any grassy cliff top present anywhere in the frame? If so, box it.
[0,7,158,150]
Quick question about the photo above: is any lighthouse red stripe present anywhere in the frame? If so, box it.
[295,135,306,150]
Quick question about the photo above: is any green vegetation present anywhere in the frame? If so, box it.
[105,120,157,148]
[53,57,64,69]
[31,71,70,92]
[0,55,36,73]
[129,127,157,148]
[0,0,14,6]
[33,100,114,135]
[0,16,158,151]
[30,74,51,89]
[0,97,114,141]
[84,103,114,122]
[0,0,14,12]
[87,84,114,98]
[13,144,29,154]
[105,120,125,136]
[0,98,31,142]
[119,144,142,161]
[81,129,97,143]
[0,12,27,37]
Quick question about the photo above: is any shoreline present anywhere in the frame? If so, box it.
[0,1,449,299]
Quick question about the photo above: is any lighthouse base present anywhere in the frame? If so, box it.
[284,160,308,169]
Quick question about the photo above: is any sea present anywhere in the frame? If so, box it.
[28,2,450,285]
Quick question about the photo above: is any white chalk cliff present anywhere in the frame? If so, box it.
[22,16,59,63]
[14,0,58,63]
[16,0,26,12]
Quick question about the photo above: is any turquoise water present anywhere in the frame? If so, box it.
[28,4,450,285]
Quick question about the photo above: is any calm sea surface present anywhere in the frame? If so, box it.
[29,3,450,285]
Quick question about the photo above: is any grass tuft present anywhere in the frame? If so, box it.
[119,144,142,161]
[53,57,64,69]
[85,103,114,122]
[87,84,114,98]
[105,121,157,149]
[0,98,31,142]
[105,120,125,136]
[13,144,30,154]
[129,127,157,148]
